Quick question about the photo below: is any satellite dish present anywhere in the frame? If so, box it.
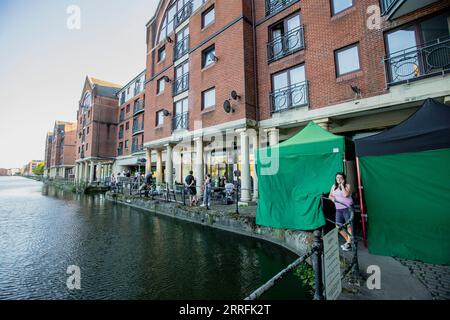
[163,76,171,83]
[231,91,241,100]
[223,100,234,114]
[163,109,171,117]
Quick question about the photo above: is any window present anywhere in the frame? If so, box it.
[271,64,307,112]
[331,0,353,15]
[174,61,189,95]
[335,43,360,77]
[157,77,165,94]
[86,127,90,135]
[174,27,189,60]
[125,140,129,149]
[174,98,189,130]
[120,92,125,104]
[126,105,130,113]
[86,143,89,151]
[156,110,165,126]
[202,45,216,68]
[202,6,215,28]
[269,13,303,62]
[202,87,216,110]
[158,46,166,62]
[126,122,130,130]
[385,12,450,84]
[78,146,80,153]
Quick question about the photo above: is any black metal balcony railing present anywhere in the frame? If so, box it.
[384,37,450,86]
[172,112,189,131]
[132,143,144,154]
[133,101,145,115]
[265,0,296,16]
[132,122,145,135]
[118,130,124,140]
[270,81,309,113]
[172,73,189,96]
[174,36,190,61]
[267,26,305,63]
[175,1,193,27]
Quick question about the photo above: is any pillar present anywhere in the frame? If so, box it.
[240,130,251,202]
[194,137,204,196]
[165,144,173,188]
[268,128,279,147]
[145,148,152,176]
[89,161,95,184]
[84,161,89,183]
[156,149,163,185]
[252,133,259,201]
[314,118,331,131]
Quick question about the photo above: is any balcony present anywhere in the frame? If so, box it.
[172,73,189,96]
[381,0,441,20]
[265,0,297,17]
[267,26,305,63]
[172,112,189,132]
[270,81,309,113]
[132,143,144,154]
[384,38,450,86]
[133,101,145,115]
[174,36,189,61]
[175,1,193,27]
[132,121,145,135]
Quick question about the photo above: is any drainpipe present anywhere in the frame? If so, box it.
[251,0,260,123]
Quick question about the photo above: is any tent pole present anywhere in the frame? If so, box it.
[356,157,368,247]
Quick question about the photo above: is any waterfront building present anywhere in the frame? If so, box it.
[47,121,77,180]
[44,131,54,178]
[141,0,450,201]
[74,77,122,184]
[0,168,8,176]
[22,160,44,176]
[113,70,150,175]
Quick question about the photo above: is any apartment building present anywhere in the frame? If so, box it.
[47,121,77,179]
[141,0,450,201]
[74,77,122,184]
[44,131,54,178]
[114,70,149,174]
[23,160,44,176]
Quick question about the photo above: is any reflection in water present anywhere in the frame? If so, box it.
[0,177,311,300]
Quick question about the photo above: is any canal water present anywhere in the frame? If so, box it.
[0,177,311,300]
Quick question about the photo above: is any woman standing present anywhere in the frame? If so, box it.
[201,174,212,209]
[329,172,354,251]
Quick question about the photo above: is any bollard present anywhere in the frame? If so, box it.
[312,229,324,300]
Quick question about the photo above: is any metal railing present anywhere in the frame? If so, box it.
[175,1,193,27]
[132,143,144,154]
[172,112,189,131]
[384,37,450,86]
[174,35,189,61]
[172,73,189,96]
[268,26,305,63]
[132,121,145,135]
[133,101,145,115]
[265,0,297,16]
[270,81,309,113]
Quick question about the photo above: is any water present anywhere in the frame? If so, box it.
[0,177,311,300]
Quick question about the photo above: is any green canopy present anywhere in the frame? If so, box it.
[256,122,345,230]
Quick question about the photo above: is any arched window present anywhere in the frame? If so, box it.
[82,92,92,112]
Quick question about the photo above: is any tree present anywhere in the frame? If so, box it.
[33,162,45,176]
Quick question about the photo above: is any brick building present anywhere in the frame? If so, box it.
[113,70,148,175]
[46,121,77,180]
[74,77,122,184]
[141,0,450,201]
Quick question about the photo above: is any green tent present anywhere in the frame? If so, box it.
[355,99,450,265]
[256,122,345,230]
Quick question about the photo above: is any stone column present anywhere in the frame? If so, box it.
[165,144,173,188]
[194,137,204,196]
[89,161,95,184]
[145,148,152,176]
[314,118,331,131]
[267,128,279,147]
[240,130,251,202]
[156,149,163,185]
[84,161,89,183]
[252,133,259,201]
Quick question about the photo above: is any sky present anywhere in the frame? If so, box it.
[0,0,159,169]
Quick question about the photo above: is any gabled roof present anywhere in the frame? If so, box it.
[89,77,122,89]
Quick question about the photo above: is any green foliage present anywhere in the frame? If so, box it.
[33,162,45,176]
[294,263,315,292]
